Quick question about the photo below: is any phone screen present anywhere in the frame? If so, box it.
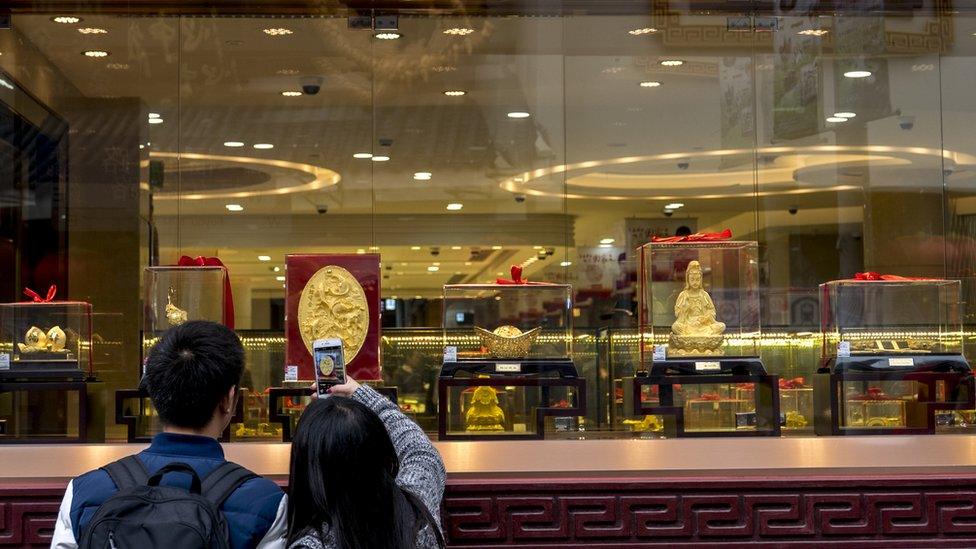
[313,338,345,396]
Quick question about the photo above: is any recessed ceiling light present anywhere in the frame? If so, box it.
[148,113,161,119]
[833,112,856,118]
[414,172,432,181]
[844,70,872,78]
[276,68,300,75]
[660,59,684,66]
[507,111,531,119]
[665,202,685,209]
[599,244,612,248]
[275,276,286,282]
[258,255,271,261]
[491,245,502,250]
[629,27,658,35]
[82,50,110,58]
[281,90,303,97]
[560,261,572,267]
[369,246,380,251]
[78,27,108,34]
[446,203,463,211]
[353,152,373,159]
[427,265,440,272]
[148,118,164,124]
[798,29,828,36]
[443,27,474,35]
[273,266,281,272]
[253,143,274,149]
[225,204,244,211]
[223,141,245,147]
[602,66,625,75]
[374,32,401,40]
[639,81,662,88]
[371,155,390,162]
[600,238,615,244]
[465,261,472,266]
[52,16,82,24]
[106,63,129,70]
[356,248,366,254]
[451,246,462,250]
[826,116,847,123]
[139,144,144,150]
[443,90,467,96]
[263,28,293,36]
[432,65,457,73]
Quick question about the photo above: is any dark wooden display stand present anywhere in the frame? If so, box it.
[0,380,88,443]
[267,385,399,442]
[814,355,975,436]
[115,388,244,443]
[632,357,781,437]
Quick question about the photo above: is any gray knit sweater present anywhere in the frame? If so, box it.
[288,385,446,549]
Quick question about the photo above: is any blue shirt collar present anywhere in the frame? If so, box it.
[146,432,225,460]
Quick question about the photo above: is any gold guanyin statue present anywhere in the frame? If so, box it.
[669,260,726,356]
[474,325,541,358]
[18,326,68,354]
[464,386,506,431]
[165,288,188,326]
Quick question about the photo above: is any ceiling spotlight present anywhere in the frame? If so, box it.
[826,116,847,123]
[225,204,244,211]
[281,90,303,97]
[258,255,271,261]
[844,70,872,78]
[253,143,274,149]
[148,118,164,125]
[223,141,245,147]
[371,155,390,162]
[273,266,281,272]
[82,50,110,58]
[414,172,432,181]
[600,238,615,244]
[665,202,685,209]
[446,203,463,211]
[410,246,421,251]
[639,81,662,88]
[374,32,401,40]
[560,261,572,267]
[451,246,462,250]
[599,244,613,248]
[629,27,658,35]
[353,152,373,159]
[148,113,161,119]
[263,28,293,36]
[491,245,502,250]
[427,265,440,272]
[139,144,144,150]
[798,29,828,36]
[443,90,467,96]
[52,16,82,24]
[78,27,108,34]
[507,111,531,119]
[356,248,366,254]
[443,27,474,36]
[275,276,286,282]
[660,59,684,66]
[369,246,380,251]
[833,112,856,118]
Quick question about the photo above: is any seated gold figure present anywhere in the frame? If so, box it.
[669,260,726,356]
[464,386,506,432]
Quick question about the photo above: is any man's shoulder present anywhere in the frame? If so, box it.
[222,463,284,520]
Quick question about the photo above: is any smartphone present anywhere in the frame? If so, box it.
[313,338,345,396]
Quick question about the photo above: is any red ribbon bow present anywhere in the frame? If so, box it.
[852,272,939,282]
[176,256,235,329]
[495,265,553,285]
[779,377,807,390]
[23,285,57,303]
[652,228,733,243]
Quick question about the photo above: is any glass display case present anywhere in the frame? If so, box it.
[814,278,974,435]
[143,266,228,350]
[0,300,93,379]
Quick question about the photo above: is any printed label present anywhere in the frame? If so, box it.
[496,363,522,373]
[284,365,299,381]
[443,346,458,363]
[0,353,8,371]
[889,357,915,367]
[652,345,667,361]
[837,341,851,358]
[695,361,721,372]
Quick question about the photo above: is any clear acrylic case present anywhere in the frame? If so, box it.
[639,241,760,362]
[0,301,92,377]
[143,266,228,342]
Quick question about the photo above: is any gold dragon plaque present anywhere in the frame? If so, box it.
[298,265,369,363]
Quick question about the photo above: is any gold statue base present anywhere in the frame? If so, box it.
[667,334,725,356]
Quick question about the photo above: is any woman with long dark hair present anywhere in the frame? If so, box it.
[286,377,446,549]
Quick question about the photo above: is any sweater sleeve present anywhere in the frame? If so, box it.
[351,385,446,525]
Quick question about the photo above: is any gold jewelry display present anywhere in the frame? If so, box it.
[318,355,335,376]
[474,325,541,358]
[165,287,188,326]
[298,265,369,364]
[465,385,506,431]
[17,325,69,354]
[669,260,726,356]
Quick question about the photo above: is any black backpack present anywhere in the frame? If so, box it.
[79,456,256,549]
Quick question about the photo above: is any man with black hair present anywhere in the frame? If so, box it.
[51,321,287,549]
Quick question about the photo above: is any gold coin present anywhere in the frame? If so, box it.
[298,265,369,364]
[318,355,335,376]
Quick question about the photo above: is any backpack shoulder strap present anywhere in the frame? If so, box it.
[101,455,150,491]
[201,462,257,509]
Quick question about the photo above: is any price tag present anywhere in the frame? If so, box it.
[496,363,522,373]
[0,353,8,371]
[443,346,458,362]
[695,361,721,372]
[837,341,851,358]
[284,365,298,382]
[889,357,914,367]
[652,345,667,361]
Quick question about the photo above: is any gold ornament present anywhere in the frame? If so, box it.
[47,326,67,352]
[17,325,69,354]
[318,355,335,376]
[474,325,541,358]
[165,288,188,326]
[784,411,808,429]
[465,386,506,431]
[669,260,726,356]
[298,265,369,364]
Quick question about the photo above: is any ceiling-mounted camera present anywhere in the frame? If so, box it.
[301,76,323,95]
[430,247,440,257]
[788,206,798,215]
[514,194,526,203]
[315,204,328,215]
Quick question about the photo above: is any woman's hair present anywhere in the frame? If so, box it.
[286,396,420,549]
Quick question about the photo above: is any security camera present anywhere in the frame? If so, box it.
[430,247,440,257]
[378,138,394,147]
[663,210,673,217]
[788,206,798,215]
[514,194,526,203]
[315,204,328,215]
[677,159,690,170]
[898,115,915,131]
[301,76,323,95]
[545,248,555,257]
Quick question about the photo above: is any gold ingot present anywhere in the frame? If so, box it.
[474,325,541,359]
[298,265,369,364]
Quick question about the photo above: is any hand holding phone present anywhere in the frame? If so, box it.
[313,338,346,397]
